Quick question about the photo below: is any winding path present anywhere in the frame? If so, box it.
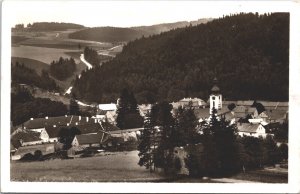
[80,53,93,70]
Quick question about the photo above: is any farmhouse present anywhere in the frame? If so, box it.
[14,130,43,146]
[72,131,109,148]
[237,123,268,138]
[95,103,118,124]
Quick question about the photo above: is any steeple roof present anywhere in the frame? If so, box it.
[211,77,220,94]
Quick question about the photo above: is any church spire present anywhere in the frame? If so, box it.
[211,77,220,94]
[209,77,222,114]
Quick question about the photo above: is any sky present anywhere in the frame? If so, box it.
[3,1,292,28]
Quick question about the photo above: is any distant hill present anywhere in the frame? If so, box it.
[72,13,289,104]
[69,27,143,43]
[132,18,213,35]
[68,18,213,43]
[12,22,85,32]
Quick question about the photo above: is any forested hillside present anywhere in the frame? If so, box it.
[72,13,289,104]
[12,62,58,91]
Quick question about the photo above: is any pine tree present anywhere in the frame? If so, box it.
[198,107,240,176]
[154,102,176,174]
[174,105,199,146]
[69,98,80,115]
[138,112,156,172]
[116,89,130,129]
[116,89,143,129]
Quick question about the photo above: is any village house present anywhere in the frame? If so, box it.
[179,97,207,108]
[12,115,119,149]
[237,123,268,138]
[95,103,118,124]
[71,131,110,149]
[12,130,44,147]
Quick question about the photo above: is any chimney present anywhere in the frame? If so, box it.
[30,118,34,120]
[86,117,89,122]
[45,116,48,119]
[94,119,97,123]
[79,116,81,121]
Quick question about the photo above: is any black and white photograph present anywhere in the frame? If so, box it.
[1,0,300,193]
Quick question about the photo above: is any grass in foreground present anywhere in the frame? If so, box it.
[11,151,165,182]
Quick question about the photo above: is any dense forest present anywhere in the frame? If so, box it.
[72,13,289,104]
[49,57,76,81]
[13,22,84,32]
[12,62,58,91]
[84,47,100,66]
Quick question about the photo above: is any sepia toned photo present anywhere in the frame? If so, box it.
[1,0,300,193]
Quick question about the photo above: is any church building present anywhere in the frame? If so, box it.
[209,77,222,114]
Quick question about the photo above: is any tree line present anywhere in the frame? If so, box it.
[12,22,84,32]
[11,87,92,127]
[11,87,68,126]
[138,104,288,177]
[84,47,100,66]
[72,13,289,104]
[12,61,58,91]
[49,57,77,81]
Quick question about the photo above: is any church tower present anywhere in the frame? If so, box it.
[209,77,222,114]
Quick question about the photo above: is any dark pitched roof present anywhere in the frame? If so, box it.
[23,115,96,130]
[266,110,288,121]
[75,132,109,145]
[76,123,101,134]
[45,125,63,138]
[12,130,41,143]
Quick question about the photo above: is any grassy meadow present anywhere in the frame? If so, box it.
[11,151,165,182]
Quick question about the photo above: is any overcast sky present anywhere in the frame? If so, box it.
[4,1,292,28]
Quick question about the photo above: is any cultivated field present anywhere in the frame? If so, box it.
[11,151,165,182]
[12,45,80,64]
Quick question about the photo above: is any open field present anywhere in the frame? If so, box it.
[12,29,113,50]
[229,169,288,183]
[11,151,165,182]
[12,45,80,64]
[11,57,49,75]
[11,150,288,183]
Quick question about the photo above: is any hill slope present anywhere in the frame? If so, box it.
[68,19,212,43]
[72,13,289,103]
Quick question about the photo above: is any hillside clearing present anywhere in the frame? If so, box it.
[11,57,49,75]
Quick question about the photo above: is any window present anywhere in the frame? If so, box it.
[212,96,215,100]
